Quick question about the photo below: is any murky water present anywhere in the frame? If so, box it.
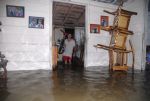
[0,66,150,101]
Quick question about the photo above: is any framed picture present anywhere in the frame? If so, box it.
[29,16,44,29]
[90,24,100,33]
[6,5,24,17]
[100,16,109,27]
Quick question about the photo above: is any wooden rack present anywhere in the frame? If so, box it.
[94,2,137,72]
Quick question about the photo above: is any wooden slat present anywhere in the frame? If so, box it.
[112,66,128,71]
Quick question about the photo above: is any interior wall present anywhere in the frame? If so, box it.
[148,0,150,45]
[147,12,150,45]
[124,0,146,70]
[85,0,146,70]
[85,3,115,67]
[0,0,146,70]
[0,0,52,70]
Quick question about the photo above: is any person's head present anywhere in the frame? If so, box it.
[68,34,72,39]
[38,19,42,24]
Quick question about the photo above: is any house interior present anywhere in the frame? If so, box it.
[0,0,150,101]
[52,2,85,69]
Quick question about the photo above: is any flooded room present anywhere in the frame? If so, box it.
[0,0,150,101]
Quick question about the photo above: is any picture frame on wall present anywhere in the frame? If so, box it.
[90,24,100,33]
[29,16,44,29]
[6,5,24,17]
[100,16,109,27]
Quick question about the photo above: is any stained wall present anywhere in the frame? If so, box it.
[0,0,146,70]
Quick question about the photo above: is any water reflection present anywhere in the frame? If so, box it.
[51,67,150,101]
[0,90,10,101]
[0,78,7,90]
[0,67,150,101]
[0,77,9,101]
[143,69,150,100]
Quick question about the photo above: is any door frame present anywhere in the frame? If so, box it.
[51,0,89,68]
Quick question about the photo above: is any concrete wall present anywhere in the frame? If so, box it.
[0,0,52,70]
[85,2,116,67]
[0,0,146,70]
[124,0,146,70]
[53,0,146,70]
[147,12,150,45]
[147,0,150,45]
[85,0,146,70]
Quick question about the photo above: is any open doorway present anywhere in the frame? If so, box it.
[52,1,86,70]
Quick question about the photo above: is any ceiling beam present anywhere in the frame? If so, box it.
[75,9,85,27]
[53,2,57,24]
[62,4,74,26]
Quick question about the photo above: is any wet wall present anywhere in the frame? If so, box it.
[0,0,146,70]
[85,2,115,67]
[147,12,150,45]
[124,0,147,70]
[85,0,146,70]
[0,0,52,70]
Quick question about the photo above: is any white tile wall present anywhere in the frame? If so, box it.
[0,0,146,70]
[85,0,146,70]
[0,0,51,70]
[124,0,146,70]
[85,3,115,67]
[147,13,150,45]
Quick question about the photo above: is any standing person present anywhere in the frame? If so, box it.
[63,34,76,65]
[36,19,44,29]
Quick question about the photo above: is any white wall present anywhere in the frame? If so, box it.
[147,12,150,45]
[85,2,116,67]
[124,0,146,70]
[83,0,146,70]
[0,0,52,70]
[0,0,146,70]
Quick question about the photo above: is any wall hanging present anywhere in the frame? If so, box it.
[29,16,44,29]
[6,5,24,18]
[90,24,100,33]
[100,16,109,27]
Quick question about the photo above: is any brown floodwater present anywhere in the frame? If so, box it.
[0,66,150,101]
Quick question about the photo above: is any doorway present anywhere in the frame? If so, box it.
[52,1,86,70]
